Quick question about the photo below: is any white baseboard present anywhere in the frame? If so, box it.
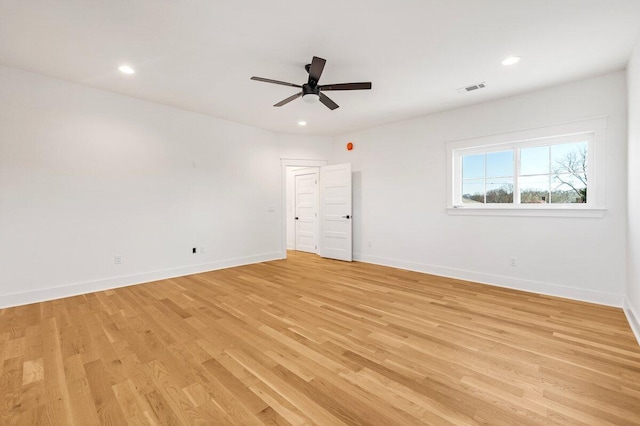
[5,251,636,347]
[0,252,281,309]
[623,298,640,347]
[353,253,624,308]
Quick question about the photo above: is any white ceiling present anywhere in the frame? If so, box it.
[1,0,640,136]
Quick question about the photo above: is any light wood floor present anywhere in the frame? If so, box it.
[1,252,639,425]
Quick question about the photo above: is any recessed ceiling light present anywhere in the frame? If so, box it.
[118,65,135,74]
[298,121,307,126]
[502,56,521,66]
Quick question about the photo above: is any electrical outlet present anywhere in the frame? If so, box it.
[510,257,516,267]
[192,247,197,254]
[368,240,373,248]
[115,255,123,265]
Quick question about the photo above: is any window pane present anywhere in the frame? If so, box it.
[520,146,549,176]
[486,178,513,203]
[486,150,513,178]
[462,179,484,204]
[551,141,587,176]
[462,154,484,179]
[551,174,587,203]
[519,175,549,204]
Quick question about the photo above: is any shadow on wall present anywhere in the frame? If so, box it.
[352,171,362,255]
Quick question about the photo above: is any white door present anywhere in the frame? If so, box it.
[294,169,319,253]
[320,163,352,261]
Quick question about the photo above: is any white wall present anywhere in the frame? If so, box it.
[331,71,628,306]
[278,133,333,161]
[0,64,632,314]
[627,42,640,339]
[0,66,331,308]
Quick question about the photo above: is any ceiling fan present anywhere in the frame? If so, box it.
[251,56,372,110]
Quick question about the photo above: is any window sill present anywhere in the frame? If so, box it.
[446,206,606,218]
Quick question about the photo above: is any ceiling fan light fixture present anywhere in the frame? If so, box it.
[302,93,320,104]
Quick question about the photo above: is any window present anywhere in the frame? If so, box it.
[446,118,607,217]
[461,150,515,204]
[460,138,588,205]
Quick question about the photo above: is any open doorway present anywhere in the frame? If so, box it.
[280,159,353,262]
[280,159,327,259]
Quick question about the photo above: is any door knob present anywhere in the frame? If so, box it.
[342,215,351,219]
[295,217,299,220]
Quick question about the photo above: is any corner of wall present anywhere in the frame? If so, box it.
[623,297,640,346]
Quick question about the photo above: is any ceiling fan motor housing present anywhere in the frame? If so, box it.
[302,84,319,96]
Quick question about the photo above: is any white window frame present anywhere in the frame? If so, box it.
[446,117,608,217]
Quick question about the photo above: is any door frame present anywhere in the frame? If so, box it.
[280,158,327,259]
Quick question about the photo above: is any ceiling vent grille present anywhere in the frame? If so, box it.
[457,82,486,94]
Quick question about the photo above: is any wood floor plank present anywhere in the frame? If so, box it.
[1,251,639,425]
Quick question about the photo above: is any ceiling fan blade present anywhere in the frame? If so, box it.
[319,92,339,110]
[319,82,372,91]
[274,92,302,107]
[308,56,326,84]
[251,76,301,88]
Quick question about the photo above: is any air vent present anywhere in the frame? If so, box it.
[457,82,486,94]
